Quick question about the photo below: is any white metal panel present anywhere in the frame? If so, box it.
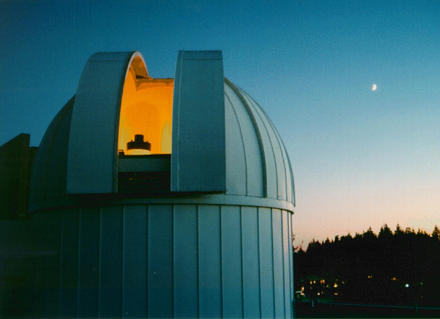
[250,97,287,200]
[239,90,278,199]
[220,205,243,317]
[224,82,264,197]
[147,205,173,317]
[282,211,292,319]
[225,94,246,195]
[171,51,225,192]
[123,206,147,317]
[198,205,222,317]
[173,205,198,316]
[258,208,275,317]
[67,52,140,194]
[272,209,285,318]
[242,207,261,318]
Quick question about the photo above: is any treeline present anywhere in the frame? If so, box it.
[294,225,440,306]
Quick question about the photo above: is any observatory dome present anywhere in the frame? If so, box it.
[29,51,294,212]
[26,50,296,319]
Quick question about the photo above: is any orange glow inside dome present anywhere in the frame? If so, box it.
[118,58,174,155]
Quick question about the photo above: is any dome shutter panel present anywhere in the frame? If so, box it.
[171,51,226,192]
[67,52,135,194]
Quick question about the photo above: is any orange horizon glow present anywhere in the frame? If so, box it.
[118,58,174,156]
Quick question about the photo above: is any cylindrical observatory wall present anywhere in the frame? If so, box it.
[32,203,293,318]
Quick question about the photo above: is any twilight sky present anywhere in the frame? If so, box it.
[1,0,439,246]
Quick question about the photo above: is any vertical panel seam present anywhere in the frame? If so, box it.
[224,79,267,197]
[239,90,277,199]
[58,210,65,318]
[281,212,286,319]
[289,213,294,319]
[225,91,248,195]
[257,208,262,319]
[276,133,292,203]
[258,99,295,204]
[219,206,224,319]
[172,204,176,317]
[272,128,289,202]
[121,206,125,318]
[196,205,200,319]
[171,204,175,319]
[220,206,224,317]
[286,155,296,206]
[244,93,279,200]
[239,206,245,318]
[172,205,175,317]
[270,209,276,318]
[145,205,149,318]
[98,208,103,319]
[257,100,291,202]
[289,213,296,318]
[76,208,82,319]
[220,205,225,318]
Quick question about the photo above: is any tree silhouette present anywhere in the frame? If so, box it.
[295,225,440,306]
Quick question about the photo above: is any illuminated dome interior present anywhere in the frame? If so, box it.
[118,56,173,156]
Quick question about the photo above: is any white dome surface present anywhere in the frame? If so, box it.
[29,52,295,211]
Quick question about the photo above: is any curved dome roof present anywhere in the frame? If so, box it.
[224,79,295,202]
[29,51,295,211]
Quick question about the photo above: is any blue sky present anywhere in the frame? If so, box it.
[1,0,439,245]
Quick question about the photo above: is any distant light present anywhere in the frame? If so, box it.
[371,83,377,91]
[367,274,373,279]
[405,283,410,288]
[333,283,338,288]
[391,277,397,281]
[334,292,339,296]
